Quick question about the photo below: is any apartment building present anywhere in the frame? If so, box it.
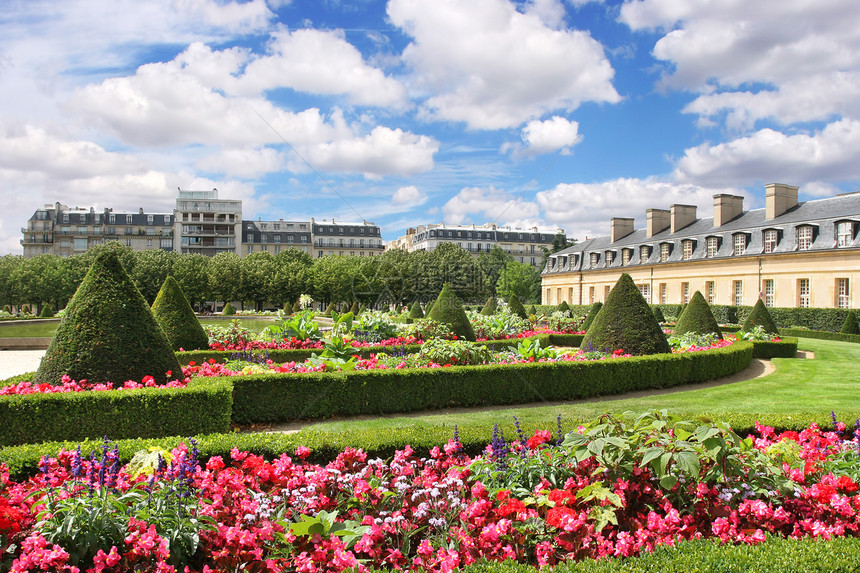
[173,189,242,256]
[311,218,384,258]
[242,219,312,255]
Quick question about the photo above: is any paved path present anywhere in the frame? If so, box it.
[0,351,45,379]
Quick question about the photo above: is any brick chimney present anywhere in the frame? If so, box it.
[713,194,744,227]
[765,183,799,219]
[646,209,670,237]
[670,204,697,233]
[610,218,635,242]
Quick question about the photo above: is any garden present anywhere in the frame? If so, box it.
[1,250,858,572]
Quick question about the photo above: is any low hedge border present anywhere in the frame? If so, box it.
[0,378,233,448]
[752,337,798,359]
[779,328,860,344]
[228,341,754,424]
[0,408,849,482]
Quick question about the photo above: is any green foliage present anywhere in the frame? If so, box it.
[417,337,493,366]
[350,301,359,314]
[39,303,54,318]
[528,304,537,316]
[480,296,497,315]
[652,305,665,323]
[408,302,424,319]
[750,337,799,359]
[221,302,236,316]
[323,302,335,317]
[742,299,779,334]
[556,300,570,315]
[496,260,541,303]
[841,310,859,334]
[581,274,670,356]
[428,283,476,341]
[262,310,322,341]
[779,328,860,344]
[35,251,182,385]
[673,291,722,339]
[581,302,602,331]
[507,294,528,319]
[506,338,559,361]
[151,276,209,351]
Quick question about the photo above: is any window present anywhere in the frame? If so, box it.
[621,249,631,265]
[733,234,746,255]
[77,226,87,235]
[589,286,595,304]
[274,235,281,243]
[659,283,667,304]
[733,280,743,306]
[797,226,814,250]
[147,214,154,224]
[261,234,267,243]
[660,243,671,262]
[681,282,690,304]
[798,278,810,307]
[837,222,854,247]
[640,245,651,262]
[837,278,850,308]
[763,279,774,307]
[604,251,615,266]
[638,284,651,301]
[604,286,610,300]
[763,229,778,253]
[146,239,153,247]
[706,281,715,304]
[557,288,562,303]
[569,287,574,302]
[682,240,694,260]
[589,252,599,268]
[74,238,88,250]
[247,245,254,254]
[546,288,551,304]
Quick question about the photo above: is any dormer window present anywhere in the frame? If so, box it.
[621,248,631,265]
[732,233,747,255]
[682,239,694,260]
[763,229,779,253]
[797,225,814,250]
[604,251,615,266]
[659,243,672,262]
[706,236,720,258]
[639,245,651,262]
[589,252,599,268]
[837,221,854,247]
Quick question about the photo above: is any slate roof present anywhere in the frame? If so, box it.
[544,192,860,275]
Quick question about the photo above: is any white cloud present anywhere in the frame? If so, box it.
[392,185,427,205]
[674,120,860,187]
[513,116,581,156]
[196,147,286,178]
[388,0,619,130]
[442,186,541,226]
[308,127,439,177]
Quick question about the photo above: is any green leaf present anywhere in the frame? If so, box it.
[674,450,701,477]
[659,474,678,490]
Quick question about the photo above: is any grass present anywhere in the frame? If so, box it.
[282,337,860,435]
[0,316,278,337]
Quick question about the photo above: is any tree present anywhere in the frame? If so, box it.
[673,291,722,338]
[496,260,541,303]
[271,248,313,307]
[428,243,481,303]
[10,254,62,315]
[173,254,211,311]
[35,251,181,385]
[240,251,277,311]
[130,249,175,304]
[208,251,242,309]
[312,255,361,307]
[477,246,513,299]
[0,255,23,309]
[580,273,670,356]
[151,276,209,351]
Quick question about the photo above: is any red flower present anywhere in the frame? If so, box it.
[836,475,858,493]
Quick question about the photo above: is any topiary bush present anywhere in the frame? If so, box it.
[350,301,359,314]
[480,297,497,316]
[556,300,570,315]
[408,302,424,319]
[673,291,722,339]
[580,273,670,356]
[652,306,665,323]
[742,299,779,334]
[34,251,181,385]
[428,283,476,341]
[507,294,528,319]
[39,303,54,318]
[222,302,236,316]
[581,302,603,332]
[840,310,859,335]
[151,275,209,351]
[323,302,335,317]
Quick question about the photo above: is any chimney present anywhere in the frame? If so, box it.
[713,194,744,227]
[765,183,799,219]
[671,204,697,233]
[646,209,670,237]
[610,217,635,242]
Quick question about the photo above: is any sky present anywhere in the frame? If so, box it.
[3,0,860,255]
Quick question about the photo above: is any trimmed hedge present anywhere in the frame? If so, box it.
[228,341,753,424]
[751,337,798,359]
[0,379,232,447]
[779,328,860,344]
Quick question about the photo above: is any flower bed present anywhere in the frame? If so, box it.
[2,412,860,572]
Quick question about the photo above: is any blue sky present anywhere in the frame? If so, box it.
[2,0,860,254]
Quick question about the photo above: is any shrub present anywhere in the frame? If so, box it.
[507,294,528,319]
[673,291,722,339]
[528,304,537,316]
[222,302,236,316]
[581,302,603,332]
[39,303,54,318]
[324,302,335,317]
[652,306,665,322]
[480,296,497,315]
[151,276,209,351]
[350,301,360,314]
[841,310,859,335]
[34,251,182,386]
[580,273,670,356]
[742,299,779,334]
[428,283,476,341]
[556,300,570,315]
[408,302,424,319]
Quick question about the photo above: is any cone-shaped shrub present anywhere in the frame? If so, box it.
[35,251,181,385]
[409,302,424,319]
[580,273,670,356]
[841,310,860,334]
[350,301,360,314]
[480,297,497,315]
[293,301,303,313]
[556,300,570,315]
[425,300,435,317]
[742,299,779,334]
[324,302,335,317]
[581,302,603,332]
[673,291,722,339]
[508,294,528,319]
[222,302,236,316]
[429,283,476,341]
[653,306,665,323]
[151,276,209,351]
[528,304,537,316]
[39,303,54,318]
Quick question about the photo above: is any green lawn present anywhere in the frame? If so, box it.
[284,337,860,435]
[0,316,278,337]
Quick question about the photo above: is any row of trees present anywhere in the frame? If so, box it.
[0,242,549,313]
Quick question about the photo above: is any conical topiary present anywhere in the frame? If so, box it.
[35,251,181,385]
[425,300,436,317]
[653,306,665,323]
[222,302,236,316]
[39,303,54,318]
[429,283,476,341]
[528,304,537,316]
[151,276,209,351]
[580,273,670,356]
[350,301,360,314]
[409,302,424,319]
[293,301,303,313]
[324,302,335,317]
[581,302,603,332]
[508,294,528,319]
[841,310,860,335]
[556,300,571,315]
[742,299,779,334]
[480,297,497,316]
[673,291,722,339]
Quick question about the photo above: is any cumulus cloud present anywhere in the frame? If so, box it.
[388,0,619,129]
[392,185,427,205]
[505,116,581,156]
[442,186,541,226]
[196,147,286,178]
[308,127,439,177]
